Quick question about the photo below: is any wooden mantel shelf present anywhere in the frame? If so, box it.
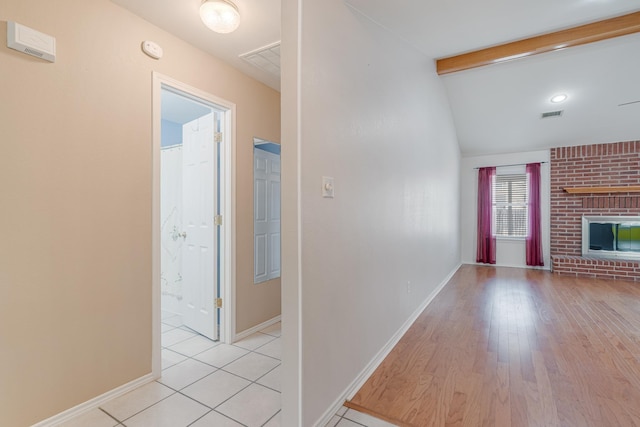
[563,186,640,194]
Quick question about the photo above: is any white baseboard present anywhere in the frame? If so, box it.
[31,373,155,427]
[233,315,281,343]
[313,263,462,427]
[469,261,551,271]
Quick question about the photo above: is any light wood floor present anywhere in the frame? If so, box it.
[346,265,640,427]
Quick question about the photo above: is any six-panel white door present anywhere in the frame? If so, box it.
[254,148,281,283]
[182,112,217,340]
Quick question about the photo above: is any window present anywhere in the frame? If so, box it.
[493,173,528,237]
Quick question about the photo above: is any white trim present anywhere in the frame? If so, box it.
[470,261,551,271]
[224,99,237,347]
[31,374,154,427]
[495,236,526,241]
[312,263,462,427]
[152,72,237,382]
[233,315,282,343]
[280,0,303,424]
[152,74,162,378]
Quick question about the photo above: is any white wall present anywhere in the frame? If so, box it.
[161,119,182,147]
[460,150,551,269]
[282,1,462,425]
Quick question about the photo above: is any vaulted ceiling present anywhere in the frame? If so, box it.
[112,0,640,156]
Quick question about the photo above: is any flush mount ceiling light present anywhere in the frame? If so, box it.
[551,94,568,103]
[199,0,240,34]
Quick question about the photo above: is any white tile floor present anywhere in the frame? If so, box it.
[57,314,396,427]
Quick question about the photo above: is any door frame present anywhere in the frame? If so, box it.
[152,72,236,377]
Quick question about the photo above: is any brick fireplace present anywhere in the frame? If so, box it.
[550,140,640,282]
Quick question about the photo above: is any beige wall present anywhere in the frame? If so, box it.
[0,1,280,425]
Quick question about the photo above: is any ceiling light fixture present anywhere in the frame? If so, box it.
[551,94,568,103]
[199,0,240,34]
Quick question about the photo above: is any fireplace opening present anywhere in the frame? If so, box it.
[583,216,640,260]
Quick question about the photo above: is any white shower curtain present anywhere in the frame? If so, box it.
[160,145,184,314]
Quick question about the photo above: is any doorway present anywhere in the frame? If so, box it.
[152,73,236,376]
[253,138,281,284]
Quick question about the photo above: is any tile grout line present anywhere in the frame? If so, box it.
[185,408,250,427]
[161,347,280,386]
[154,323,283,426]
[260,409,281,427]
[163,330,280,362]
[342,414,372,427]
[160,320,384,427]
[98,407,122,425]
[101,390,177,425]
[176,375,251,410]
[156,332,282,426]
[169,369,277,426]
[184,408,216,427]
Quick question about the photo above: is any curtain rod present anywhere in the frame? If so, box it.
[473,161,548,170]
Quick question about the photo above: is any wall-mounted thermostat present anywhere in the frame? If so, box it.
[142,41,163,59]
[7,21,56,62]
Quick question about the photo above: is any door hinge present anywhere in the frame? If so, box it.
[214,215,223,226]
[214,132,223,143]
[215,298,223,309]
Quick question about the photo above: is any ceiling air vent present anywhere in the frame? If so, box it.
[239,42,281,78]
[541,110,563,119]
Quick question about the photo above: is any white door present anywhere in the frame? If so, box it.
[268,157,281,279]
[182,112,217,340]
[254,148,281,283]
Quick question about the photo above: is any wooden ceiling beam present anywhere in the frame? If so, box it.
[436,11,640,75]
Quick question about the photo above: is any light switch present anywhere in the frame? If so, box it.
[322,176,335,198]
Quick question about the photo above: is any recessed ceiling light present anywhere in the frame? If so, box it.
[551,94,568,103]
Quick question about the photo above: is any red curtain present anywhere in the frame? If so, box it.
[476,167,496,264]
[526,163,544,266]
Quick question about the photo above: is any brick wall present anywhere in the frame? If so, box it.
[550,140,640,282]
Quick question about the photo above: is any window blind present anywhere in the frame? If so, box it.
[493,174,528,237]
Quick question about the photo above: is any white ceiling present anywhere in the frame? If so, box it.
[345,0,640,155]
[344,0,640,58]
[112,0,640,156]
[111,0,281,91]
[162,89,211,124]
[441,34,640,155]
